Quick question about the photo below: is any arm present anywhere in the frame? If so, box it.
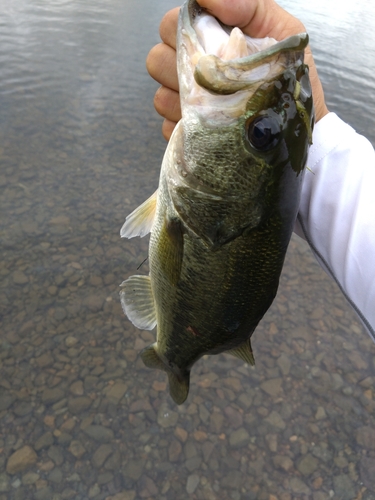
[295,113,375,338]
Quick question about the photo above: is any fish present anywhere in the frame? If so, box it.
[120,0,314,405]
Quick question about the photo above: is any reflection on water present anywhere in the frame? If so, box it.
[282,0,375,144]
[1,0,375,499]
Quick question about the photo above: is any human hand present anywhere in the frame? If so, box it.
[146,0,329,141]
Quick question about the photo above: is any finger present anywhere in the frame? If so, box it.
[154,87,181,123]
[159,7,180,48]
[146,43,179,91]
[162,119,178,141]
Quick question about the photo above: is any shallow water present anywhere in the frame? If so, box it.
[1,0,375,499]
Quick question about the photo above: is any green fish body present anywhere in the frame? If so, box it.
[120,0,314,404]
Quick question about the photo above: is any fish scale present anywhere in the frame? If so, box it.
[120,0,314,404]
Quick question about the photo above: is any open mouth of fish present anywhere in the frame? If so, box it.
[166,0,314,212]
[179,0,309,116]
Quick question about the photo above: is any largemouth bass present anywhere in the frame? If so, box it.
[120,0,314,404]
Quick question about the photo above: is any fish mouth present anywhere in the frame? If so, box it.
[179,0,309,96]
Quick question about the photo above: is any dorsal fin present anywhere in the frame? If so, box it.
[120,275,157,330]
[120,190,158,239]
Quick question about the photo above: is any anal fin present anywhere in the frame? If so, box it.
[141,343,190,405]
[120,275,156,330]
[120,190,158,238]
[228,338,255,365]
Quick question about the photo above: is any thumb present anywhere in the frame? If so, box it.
[196,0,328,122]
[197,0,305,40]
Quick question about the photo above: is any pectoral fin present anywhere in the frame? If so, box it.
[120,275,157,330]
[120,190,158,238]
[228,338,255,365]
[141,343,190,405]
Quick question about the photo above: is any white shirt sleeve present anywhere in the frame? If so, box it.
[294,112,375,340]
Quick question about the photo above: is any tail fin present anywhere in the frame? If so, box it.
[140,343,190,405]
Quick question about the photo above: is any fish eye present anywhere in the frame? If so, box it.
[246,115,281,151]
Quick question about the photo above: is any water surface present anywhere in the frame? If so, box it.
[1,0,375,499]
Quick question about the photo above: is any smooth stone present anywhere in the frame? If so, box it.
[265,434,278,452]
[6,446,37,474]
[297,454,319,476]
[13,271,29,285]
[69,380,84,396]
[83,295,104,312]
[260,378,282,397]
[139,475,158,497]
[97,471,113,485]
[35,352,53,368]
[83,425,114,443]
[224,406,243,429]
[311,443,333,463]
[229,428,250,449]
[315,406,327,420]
[0,393,16,411]
[333,474,355,500]
[42,388,65,405]
[107,382,128,403]
[48,467,63,483]
[184,441,198,460]
[175,427,188,443]
[168,440,182,462]
[272,455,293,472]
[265,411,286,430]
[209,412,224,433]
[47,445,64,466]
[66,472,80,482]
[34,487,52,500]
[67,396,92,414]
[84,376,98,391]
[57,432,72,447]
[88,484,101,498]
[123,459,145,481]
[237,392,253,410]
[289,477,311,495]
[186,474,200,494]
[60,487,77,499]
[198,403,210,424]
[356,426,375,450]
[360,456,375,491]
[0,472,10,492]
[34,432,54,451]
[277,353,291,375]
[13,401,33,417]
[129,399,152,413]
[65,336,78,347]
[92,444,113,468]
[68,440,86,459]
[21,472,40,485]
[185,456,202,472]
[221,470,243,489]
[103,449,120,470]
[11,478,21,488]
[202,442,215,463]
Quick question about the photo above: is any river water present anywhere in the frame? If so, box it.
[1,0,375,499]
